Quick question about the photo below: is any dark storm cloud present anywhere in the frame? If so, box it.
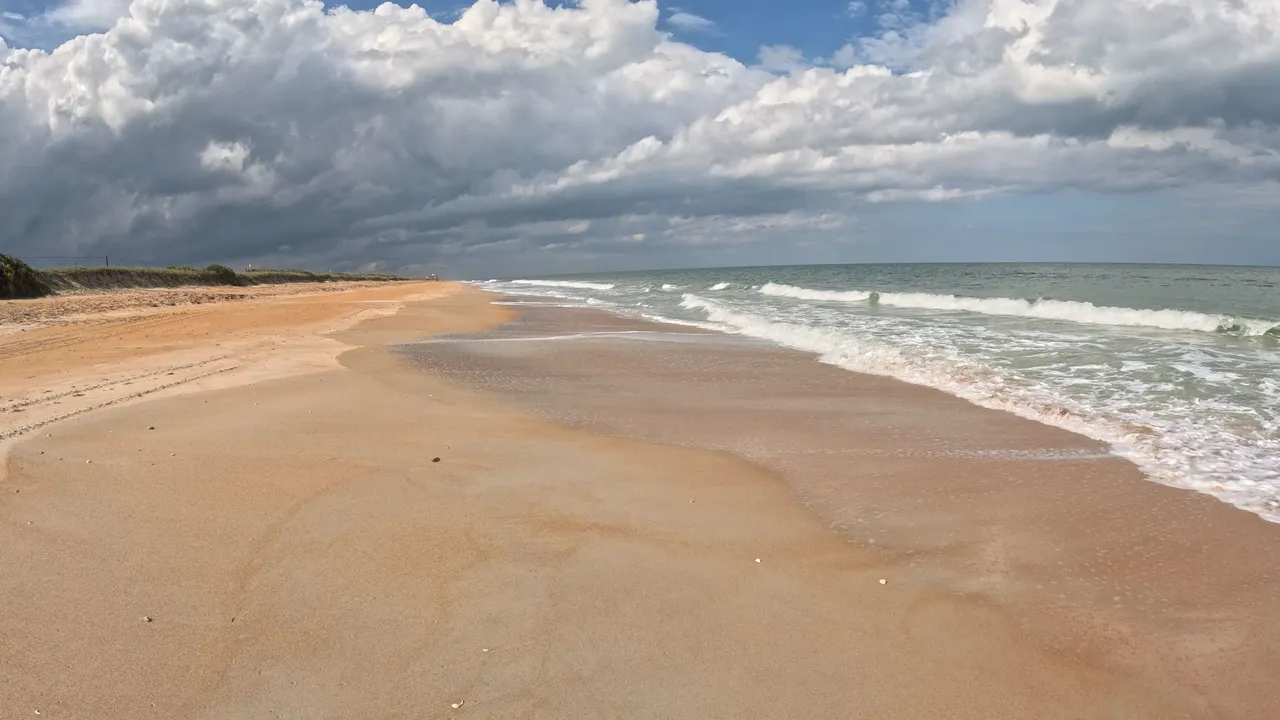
[1,0,1277,274]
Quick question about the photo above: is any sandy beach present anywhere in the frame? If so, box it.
[3,284,1278,719]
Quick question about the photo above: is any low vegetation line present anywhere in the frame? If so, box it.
[2,254,422,299]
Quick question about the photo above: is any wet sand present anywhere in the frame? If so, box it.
[2,286,1277,718]
[408,301,1280,718]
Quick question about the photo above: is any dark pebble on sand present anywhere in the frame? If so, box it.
[433,457,441,463]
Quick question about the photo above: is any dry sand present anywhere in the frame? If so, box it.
[0,282,452,444]
[1,285,1275,718]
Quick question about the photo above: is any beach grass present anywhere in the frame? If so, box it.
[3,259,419,297]
[1,253,53,299]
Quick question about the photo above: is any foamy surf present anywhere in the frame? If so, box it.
[680,293,1280,522]
[759,283,1279,337]
[760,282,874,303]
[479,264,1280,524]
[510,279,617,291]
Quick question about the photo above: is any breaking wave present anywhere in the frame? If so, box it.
[758,283,1278,337]
[680,293,1280,522]
[510,279,617,291]
[760,282,874,303]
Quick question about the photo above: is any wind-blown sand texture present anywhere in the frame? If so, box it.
[2,284,1277,718]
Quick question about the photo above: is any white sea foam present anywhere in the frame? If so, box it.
[485,285,581,301]
[478,274,1280,522]
[640,313,722,331]
[758,283,1279,336]
[510,279,617,291]
[489,301,586,308]
[679,293,1280,522]
[422,330,670,343]
[661,284,684,291]
[760,282,874,303]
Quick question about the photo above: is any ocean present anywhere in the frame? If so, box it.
[476,263,1280,523]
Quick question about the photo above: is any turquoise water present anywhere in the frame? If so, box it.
[479,264,1280,522]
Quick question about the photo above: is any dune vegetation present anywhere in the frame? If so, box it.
[1,255,418,299]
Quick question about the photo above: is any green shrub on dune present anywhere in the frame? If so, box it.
[2,257,418,299]
[204,263,240,285]
[0,253,51,299]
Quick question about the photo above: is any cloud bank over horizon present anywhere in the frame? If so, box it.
[2,0,1279,277]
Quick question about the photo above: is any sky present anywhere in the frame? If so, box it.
[1,0,1278,278]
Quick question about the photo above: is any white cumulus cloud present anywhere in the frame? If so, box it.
[666,8,717,34]
[0,0,1277,276]
[46,0,133,29]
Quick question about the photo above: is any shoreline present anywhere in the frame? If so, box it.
[2,285,1277,717]
[408,296,1280,716]
[486,272,1280,526]
[453,291,1276,523]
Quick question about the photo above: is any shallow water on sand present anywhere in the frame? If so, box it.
[480,263,1280,522]
[404,304,1280,715]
